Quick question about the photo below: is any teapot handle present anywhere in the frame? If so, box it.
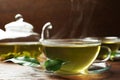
[40,22,53,42]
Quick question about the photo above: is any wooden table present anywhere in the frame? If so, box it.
[0,61,119,80]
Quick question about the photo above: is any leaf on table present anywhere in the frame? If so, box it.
[4,56,40,67]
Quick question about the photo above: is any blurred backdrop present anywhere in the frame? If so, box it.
[0,0,120,38]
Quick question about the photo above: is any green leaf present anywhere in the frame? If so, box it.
[5,56,40,67]
[110,52,117,61]
[44,59,65,72]
[110,51,120,61]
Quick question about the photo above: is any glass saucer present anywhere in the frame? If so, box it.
[88,61,111,74]
[32,61,111,75]
[32,63,111,80]
[31,61,111,80]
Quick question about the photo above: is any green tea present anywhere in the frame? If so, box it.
[102,41,119,52]
[42,39,101,74]
[0,42,42,60]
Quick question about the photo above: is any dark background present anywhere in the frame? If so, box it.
[0,0,119,38]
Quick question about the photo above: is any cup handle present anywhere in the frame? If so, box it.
[98,46,111,62]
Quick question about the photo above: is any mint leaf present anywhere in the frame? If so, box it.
[1,52,14,60]
[110,51,120,61]
[5,56,40,67]
[44,59,65,72]
[110,52,116,61]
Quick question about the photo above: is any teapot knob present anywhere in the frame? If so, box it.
[15,14,23,21]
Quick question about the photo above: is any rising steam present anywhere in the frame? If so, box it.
[52,0,98,39]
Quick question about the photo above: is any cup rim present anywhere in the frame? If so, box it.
[41,39,101,47]
[83,37,120,43]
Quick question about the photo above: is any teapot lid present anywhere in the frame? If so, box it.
[0,14,40,42]
[5,14,33,33]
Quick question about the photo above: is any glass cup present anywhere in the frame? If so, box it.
[83,37,119,61]
[41,39,101,75]
[38,22,111,76]
[101,37,120,61]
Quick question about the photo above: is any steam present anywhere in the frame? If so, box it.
[80,0,97,38]
[52,0,97,38]
[69,0,97,38]
[69,0,83,38]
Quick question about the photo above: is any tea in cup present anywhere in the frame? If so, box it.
[100,37,119,60]
[41,39,101,75]
[101,37,119,52]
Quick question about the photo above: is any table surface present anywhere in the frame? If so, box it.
[0,61,120,80]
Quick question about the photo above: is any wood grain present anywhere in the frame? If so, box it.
[0,61,119,80]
